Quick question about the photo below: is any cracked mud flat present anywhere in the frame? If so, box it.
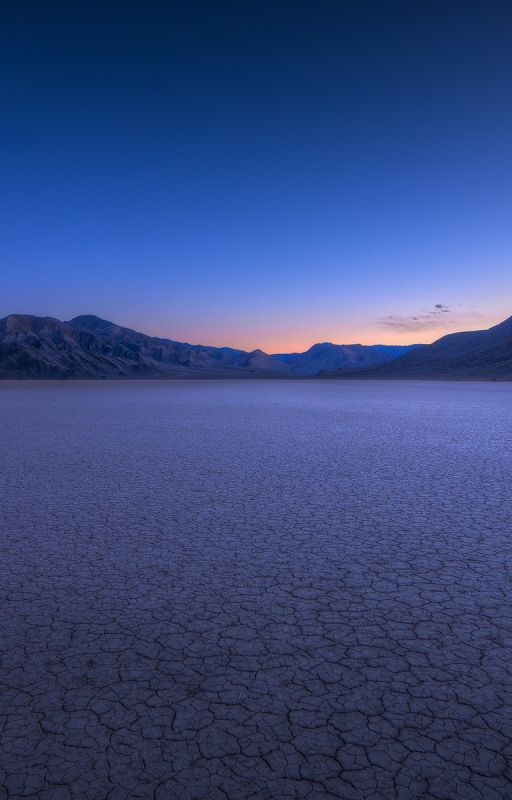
[1,379,511,800]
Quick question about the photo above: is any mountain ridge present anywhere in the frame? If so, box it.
[323,315,512,380]
[0,314,420,379]
[3,312,511,380]
[272,342,419,375]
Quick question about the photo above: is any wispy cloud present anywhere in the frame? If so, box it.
[378,304,481,332]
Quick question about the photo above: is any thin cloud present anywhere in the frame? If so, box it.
[379,304,480,332]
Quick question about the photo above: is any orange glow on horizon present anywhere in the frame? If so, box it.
[137,310,507,356]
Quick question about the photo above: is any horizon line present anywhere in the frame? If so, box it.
[3,309,508,355]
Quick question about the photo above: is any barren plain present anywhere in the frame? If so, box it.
[1,381,511,799]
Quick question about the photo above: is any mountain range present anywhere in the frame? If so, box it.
[0,314,418,379]
[1,312,511,380]
[324,314,512,380]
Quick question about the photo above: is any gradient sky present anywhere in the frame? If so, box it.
[1,0,512,352]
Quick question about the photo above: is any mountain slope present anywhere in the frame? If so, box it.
[0,315,286,379]
[326,315,512,379]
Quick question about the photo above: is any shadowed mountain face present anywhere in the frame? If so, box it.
[0,314,417,379]
[0,315,285,379]
[326,315,512,380]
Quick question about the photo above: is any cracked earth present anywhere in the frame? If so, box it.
[0,380,511,799]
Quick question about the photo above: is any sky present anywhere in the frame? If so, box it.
[1,0,512,352]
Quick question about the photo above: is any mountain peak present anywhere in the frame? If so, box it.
[1,314,65,334]
[67,315,115,331]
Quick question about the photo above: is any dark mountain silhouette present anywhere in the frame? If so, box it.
[0,314,418,379]
[325,315,512,380]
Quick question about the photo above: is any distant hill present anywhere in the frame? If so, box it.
[272,342,420,375]
[324,315,512,380]
[0,314,416,379]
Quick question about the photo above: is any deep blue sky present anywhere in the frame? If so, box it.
[2,0,512,350]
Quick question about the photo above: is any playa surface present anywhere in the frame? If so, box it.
[1,380,511,799]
